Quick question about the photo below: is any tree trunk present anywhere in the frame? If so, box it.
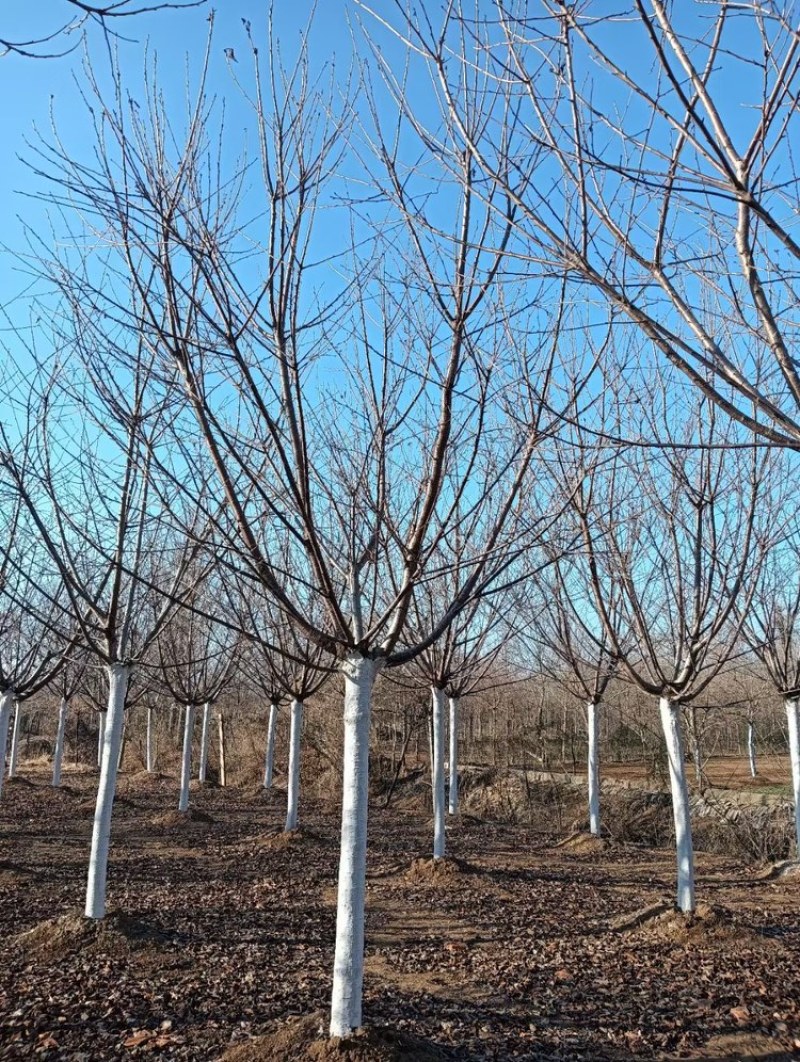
[146,706,155,773]
[179,704,195,812]
[264,702,278,788]
[198,701,212,784]
[85,664,130,919]
[329,653,380,1038]
[7,701,21,779]
[0,691,14,798]
[52,698,69,787]
[217,710,227,787]
[285,699,303,831]
[747,720,757,779]
[786,698,800,854]
[587,701,601,837]
[448,695,459,816]
[659,697,695,913]
[431,686,446,859]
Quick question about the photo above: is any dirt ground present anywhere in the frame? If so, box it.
[599,756,791,792]
[1,765,799,1061]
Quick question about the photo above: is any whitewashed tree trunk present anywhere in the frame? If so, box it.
[747,720,757,780]
[217,710,227,786]
[786,698,800,854]
[85,664,130,920]
[448,695,459,815]
[431,687,446,859]
[146,706,155,773]
[659,697,695,913]
[198,701,212,784]
[587,701,601,837]
[7,701,21,779]
[0,690,14,799]
[264,702,278,788]
[52,698,69,787]
[330,654,380,1038]
[285,699,303,831]
[96,711,106,768]
[179,704,195,812]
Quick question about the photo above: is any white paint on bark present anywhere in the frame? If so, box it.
[53,698,69,787]
[0,691,14,799]
[431,687,446,858]
[448,695,459,815]
[659,697,695,913]
[85,664,129,919]
[747,720,757,779]
[7,701,21,779]
[264,702,278,788]
[587,701,601,837]
[329,653,380,1038]
[179,704,195,812]
[285,699,303,831]
[198,702,211,784]
[146,706,155,773]
[786,699,800,854]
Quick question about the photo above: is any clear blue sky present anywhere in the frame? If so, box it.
[0,1,358,311]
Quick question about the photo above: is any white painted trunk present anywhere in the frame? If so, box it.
[179,704,195,812]
[97,711,106,768]
[198,702,211,784]
[747,721,757,780]
[146,706,155,773]
[52,698,69,787]
[329,654,379,1038]
[786,699,800,854]
[85,664,129,919]
[659,697,695,913]
[7,701,21,779]
[448,695,459,815]
[264,702,278,788]
[0,691,14,799]
[587,701,601,837]
[431,687,446,859]
[285,699,303,831]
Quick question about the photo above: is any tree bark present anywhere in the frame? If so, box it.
[329,654,380,1038]
[179,704,195,812]
[747,720,757,779]
[52,698,69,787]
[448,695,459,815]
[786,698,800,854]
[285,699,303,831]
[7,701,21,779]
[217,710,227,787]
[587,701,601,837]
[0,691,14,799]
[96,711,106,768]
[85,664,129,919]
[659,697,695,913]
[264,702,278,788]
[198,701,212,784]
[431,687,446,858]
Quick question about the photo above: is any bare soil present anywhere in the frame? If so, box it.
[1,766,799,1060]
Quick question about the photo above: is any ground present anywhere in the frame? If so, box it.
[1,766,799,1061]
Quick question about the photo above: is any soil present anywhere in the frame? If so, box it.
[1,767,799,1060]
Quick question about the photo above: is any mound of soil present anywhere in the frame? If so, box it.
[256,827,319,851]
[221,1012,448,1061]
[555,831,608,855]
[150,807,214,828]
[691,1032,794,1060]
[77,795,135,816]
[614,901,767,947]
[405,857,470,886]
[14,911,168,962]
